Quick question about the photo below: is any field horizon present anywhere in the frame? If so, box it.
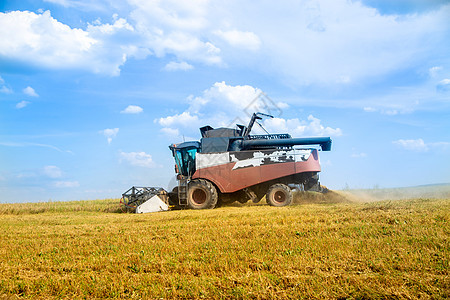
[1,182,450,206]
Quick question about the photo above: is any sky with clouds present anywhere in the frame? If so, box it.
[0,0,449,202]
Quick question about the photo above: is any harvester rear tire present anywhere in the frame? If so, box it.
[188,179,218,209]
[266,183,293,207]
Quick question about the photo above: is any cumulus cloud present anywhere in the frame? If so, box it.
[163,61,194,71]
[119,151,155,168]
[128,0,222,65]
[0,10,144,76]
[158,111,200,128]
[157,81,342,139]
[16,101,30,109]
[241,1,450,86]
[121,105,143,114]
[101,128,119,144]
[23,86,39,97]
[43,165,63,178]
[157,82,270,138]
[1,1,448,86]
[214,30,261,51]
[128,0,448,88]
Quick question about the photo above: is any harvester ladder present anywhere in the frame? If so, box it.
[178,178,188,207]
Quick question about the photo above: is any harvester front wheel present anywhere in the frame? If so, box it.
[188,179,218,209]
[266,183,293,207]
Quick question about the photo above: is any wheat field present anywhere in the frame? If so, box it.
[0,194,448,299]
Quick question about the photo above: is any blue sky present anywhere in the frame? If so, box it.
[0,0,449,203]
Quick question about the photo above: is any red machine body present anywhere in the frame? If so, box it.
[193,149,321,193]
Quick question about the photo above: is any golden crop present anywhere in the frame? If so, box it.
[0,195,448,299]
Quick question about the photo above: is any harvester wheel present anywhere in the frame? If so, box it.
[188,179,218,209]
[266,183,293,207]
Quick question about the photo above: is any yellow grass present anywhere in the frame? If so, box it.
[0,195,448,299]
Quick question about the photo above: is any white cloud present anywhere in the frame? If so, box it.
[23,86,39,97]
[157,81,342,138]
[16,101,30,109]
[263,115,343,137]
[101,128,119,144]
[0,86,12,93]
[429,66,443,77]
[121,105,143,114]
[158,111,200,128]
[437,79,450,92]
[53,180,80,188]
[0,76,12,94]
[362,104,415,115]
[129,0,209,31]
[393,139,428,152]
[156,82,275,137]
[119,151,154,168]
[392,139,450,152]
[276,102,289,109]
[136,0,443,85]
[43,165,63,178]
[163,61,194,71]
[0,11,95,70]
[196,81,263,113]
[2,1,448,86]
[236,1,450,86]
[128,0,222,66]
[214,30,261,51]
[0,10,144,76]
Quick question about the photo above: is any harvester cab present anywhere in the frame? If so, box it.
[169,141,200,177]
[122,112,332,212]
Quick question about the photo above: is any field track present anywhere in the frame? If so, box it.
[0,194,448,299]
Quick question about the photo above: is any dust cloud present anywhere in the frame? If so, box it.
[220,184,450,207]
[310,184,450,204]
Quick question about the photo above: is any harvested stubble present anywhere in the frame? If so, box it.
[0,196,448,299]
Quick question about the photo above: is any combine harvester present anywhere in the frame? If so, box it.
[121,113,332,213]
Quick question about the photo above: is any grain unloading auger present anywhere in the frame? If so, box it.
[121,113,332,212]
